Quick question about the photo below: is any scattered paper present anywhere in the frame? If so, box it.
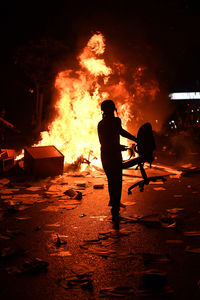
[184,231,200,237]
[50,251,72,257]
[153,187,166,191]
[185,246,200,254]
[100,286,134,297]
[93,184,104,189]
[0,178,10,185]
[167,208,184,214]
[16,216,32,221]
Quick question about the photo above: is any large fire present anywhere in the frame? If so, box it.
[36,33,132,167]
[36,32,159,169]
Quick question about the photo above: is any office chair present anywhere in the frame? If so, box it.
[122,123,167,194]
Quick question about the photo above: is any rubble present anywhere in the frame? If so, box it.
[100,286,134,297]
[71,263,95,277]
[184,230,200,236]
[0,158,199,298]
[166,208,184,214]
[0,247,24,259]
[64,188,83,200]
[185,246,200,254]
[153,187,166,191]
[59,275,93,291]
[93,184,104,189]
[15,216,32,221]
[50,251,72,257]
[6,258,49,275]
[142,253,172,265]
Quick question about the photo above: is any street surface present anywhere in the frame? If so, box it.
[0,150,200,300]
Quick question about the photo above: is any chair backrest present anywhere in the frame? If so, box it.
[136,122,156,164]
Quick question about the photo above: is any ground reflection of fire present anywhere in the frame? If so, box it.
[35,32,159,169]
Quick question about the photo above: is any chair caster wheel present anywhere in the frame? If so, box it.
[128,190,132,195]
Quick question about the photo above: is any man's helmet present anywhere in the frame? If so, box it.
[101,100,116,113]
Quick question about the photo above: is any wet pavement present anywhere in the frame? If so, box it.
[0,155,200,300]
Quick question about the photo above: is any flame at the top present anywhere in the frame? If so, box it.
[79,33,112,77]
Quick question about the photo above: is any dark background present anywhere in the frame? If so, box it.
[0,0,200,133]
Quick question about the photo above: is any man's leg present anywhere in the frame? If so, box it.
[106,166,122,221]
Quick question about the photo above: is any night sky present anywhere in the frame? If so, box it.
[1,0,200,126]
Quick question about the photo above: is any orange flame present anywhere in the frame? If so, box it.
[35,32,159,168]
[36,33,118,167]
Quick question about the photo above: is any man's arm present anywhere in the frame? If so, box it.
[120,127,137,142]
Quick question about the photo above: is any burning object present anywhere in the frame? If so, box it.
[33,32,160,170]
[24,146,64,177]
[0,149,16,173]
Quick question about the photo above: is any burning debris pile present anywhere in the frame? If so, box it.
[34,32,160,170]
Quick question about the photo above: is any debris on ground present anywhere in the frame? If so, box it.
[93,184,104,189]
[160,216,177,229]
[166,208,184,214]
[58,263,94,291]
[0,178,10,185]
[142,253,172,265]
[90,215,107,221]
[119,216,140,224]
[139,214,161,228]
[0,247,24,259]
[15,216,32,221]
[58,275,93,291]
[64,188,78,197]
[71,263,95,277]
[138,214,178,229]
[0,233,11,240]
[64,188,83,200]
[185,246,200,254]
[50,251,72,257]
[75,182,87,188]
[79,213,86,218]
[153,187,166,191]
[184,230,200,236]
[6,257,49,275]
[55,234,67,247]
[100,286,134,297]
[121,201,136,206]
[88,247,116,257]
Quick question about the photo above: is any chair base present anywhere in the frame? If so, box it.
[128,176,167,194]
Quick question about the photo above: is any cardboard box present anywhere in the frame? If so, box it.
[0,157,14,173]
[24,146,64,177]
[0,149,15,173]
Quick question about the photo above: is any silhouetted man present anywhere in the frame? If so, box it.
[97,100,137,224]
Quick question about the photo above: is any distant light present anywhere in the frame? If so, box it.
[169,92,200,100]
[29,88,34,94]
